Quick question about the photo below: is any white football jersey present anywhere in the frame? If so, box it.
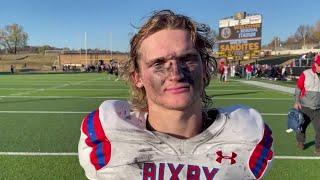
[78,100,273,180]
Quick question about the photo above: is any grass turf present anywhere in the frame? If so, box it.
[0,73,319,179]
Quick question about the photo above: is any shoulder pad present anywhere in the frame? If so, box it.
[99,100,148,130]
[217,105,265,142]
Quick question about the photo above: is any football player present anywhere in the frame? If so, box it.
[78,10,273,179]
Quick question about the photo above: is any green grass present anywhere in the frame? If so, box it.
[255,78,297,87]
[0,156,85,180]
[266,159,320,180]
[0,114,83,152]
[0,73,319,179]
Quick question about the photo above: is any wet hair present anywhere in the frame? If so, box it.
[121,9,217,111]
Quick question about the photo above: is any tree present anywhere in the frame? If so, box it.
[0,23,28,54]
[37,45,52,55]
[313,20,320,44]
[294,25,313,48]
[283,35,300,49]
[266,36,281,50]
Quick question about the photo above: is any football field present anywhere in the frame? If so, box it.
[0,73,319,179]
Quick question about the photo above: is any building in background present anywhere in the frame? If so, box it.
[58,50,128,67]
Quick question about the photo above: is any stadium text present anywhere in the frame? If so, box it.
[219,42,260,52]
[238,28,258,38]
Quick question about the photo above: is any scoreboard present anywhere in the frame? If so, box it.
[218,12,262,60]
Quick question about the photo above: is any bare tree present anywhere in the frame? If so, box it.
[294,25,313,47]
[313,20,320,43]
[266,36,281,50]
[283,35,300,49]
[0,23,28,54]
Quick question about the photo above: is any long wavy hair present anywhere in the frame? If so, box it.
[121,10,217,111]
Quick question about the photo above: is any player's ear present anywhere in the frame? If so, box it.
[131,71,143,88]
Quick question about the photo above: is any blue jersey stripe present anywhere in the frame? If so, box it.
[87,111,96,143]
[252,128,272,176]
[87,110,107,168]
[96,143,106,167]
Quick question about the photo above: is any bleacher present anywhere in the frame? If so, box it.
[256,55,299,65]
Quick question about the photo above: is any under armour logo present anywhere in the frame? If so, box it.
[216,151,237,165]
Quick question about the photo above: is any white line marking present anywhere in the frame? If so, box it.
[0,88,127,91]
[0,95,292,100]
[274,156,320,160]
[0,111,287,115]
[0,111,88,114]
[0,152,318,159]
[0,96,125,99]
[0,152,77,156]
[214,97,292,100]
[207,89,267,92]
[9,77,106,96]
[1,88,267,91]
[238,80,295,94]
[261,113,287,116]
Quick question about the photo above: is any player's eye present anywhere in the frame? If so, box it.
[152,60,165,69]
[182,55,199,66]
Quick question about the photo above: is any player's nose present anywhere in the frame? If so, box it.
[167,60,184,81]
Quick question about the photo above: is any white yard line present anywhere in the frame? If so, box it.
[214,97,292,100]
[0,95,292,100]
[0,95,125,99]
[207,89,267,92]
[0,152,318,159]
[238,80,295,94]
[0,111,287,115]
[9,77,106,96]
[1,88,267,91]
[261,113,286,116]
[0,111,88,114]
[0,152,77,156]
[274,156,320,160]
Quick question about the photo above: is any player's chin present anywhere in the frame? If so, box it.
[164,96,196,110]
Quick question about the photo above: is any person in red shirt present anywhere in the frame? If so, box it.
[245,64,253,80]
[294,54,320,155]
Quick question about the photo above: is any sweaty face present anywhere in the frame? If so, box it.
[136,29,204,110]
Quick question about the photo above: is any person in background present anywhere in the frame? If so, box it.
[245,64,253,80]
[219,61,225,82]
[10,64,15,74]
[294,54,320,155]
[222,63,229,82]
[78,10,273,179]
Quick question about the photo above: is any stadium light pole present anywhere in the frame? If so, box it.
[109,32,113,61]
[274,37,277,55]
[85,32,87,67]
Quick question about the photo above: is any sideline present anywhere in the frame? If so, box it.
[238,80,295,94]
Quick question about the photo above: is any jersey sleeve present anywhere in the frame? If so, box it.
[78,110,112,180]
[248,123,273,179]
[219,105,274,179]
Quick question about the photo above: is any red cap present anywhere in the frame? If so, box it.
[315,54,320,65]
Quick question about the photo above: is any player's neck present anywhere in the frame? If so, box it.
[147,101,203,139]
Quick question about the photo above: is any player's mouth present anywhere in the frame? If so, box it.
[165,85,190,94]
